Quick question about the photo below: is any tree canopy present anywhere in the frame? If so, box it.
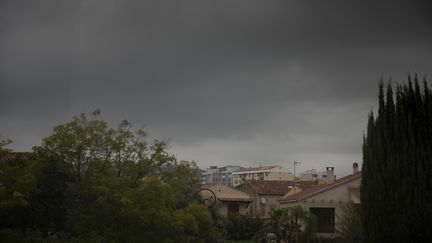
[0,111,220,242]
[361,76,432,242]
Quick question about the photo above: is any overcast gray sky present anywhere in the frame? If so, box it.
[1,0,431,176]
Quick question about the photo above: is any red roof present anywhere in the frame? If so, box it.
[279,172,362,203]
[202,184,252,202]
[242,180,318,195]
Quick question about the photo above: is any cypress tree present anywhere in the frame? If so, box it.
[361,75,432,242]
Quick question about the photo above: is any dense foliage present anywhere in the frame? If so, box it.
[361,76,432,242]
[222,214,262,241]
[257,206,317,243]
[0,111,220,243]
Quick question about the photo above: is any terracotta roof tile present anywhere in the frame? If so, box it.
[279,172,362,203]
[242,180,318,195]
[202,184,252,202]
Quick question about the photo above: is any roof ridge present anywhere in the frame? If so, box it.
[279,172,361,202]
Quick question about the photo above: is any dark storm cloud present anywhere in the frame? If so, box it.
[1,0,431,176]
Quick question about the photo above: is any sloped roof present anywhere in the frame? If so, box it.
[279,172,361,203]
[234,166,279,173]
[241,180,318,195]
[202,184,252,202]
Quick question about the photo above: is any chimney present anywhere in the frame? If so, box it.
[326,167,335,183]
[353,162,359,174]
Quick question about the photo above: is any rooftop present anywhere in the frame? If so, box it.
[240,180,318,195]
[279,172,362,203]
[202,184,252,202]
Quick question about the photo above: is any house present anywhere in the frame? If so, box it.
[279,163,361,238]
[235,180,317,220]
[201,183,252,217]
[231,165,294,187]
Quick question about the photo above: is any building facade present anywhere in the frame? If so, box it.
[300,169,326,182]
[231,165,294,187]
[202,165,241,186]
[299,167,337,183]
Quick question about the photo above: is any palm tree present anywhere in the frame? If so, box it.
[256,206,317,243]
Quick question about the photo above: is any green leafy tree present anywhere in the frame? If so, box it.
[362,76,432,242]
[223,214,263,241]
[30,155,73,235]
[1,111,221,242]
[0,139,51,242]
[0,136,12,153]
[0,147,35,229]
[38,111,220,242]
[39,110,173,188]
[258,206,317,243]
[160,160,202,208]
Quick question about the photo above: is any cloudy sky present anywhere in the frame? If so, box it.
[1,0,431,176]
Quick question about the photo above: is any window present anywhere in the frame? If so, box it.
[309,207,335,233]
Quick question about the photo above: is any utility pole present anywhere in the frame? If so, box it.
[293,160,301,243]
[293,160,300,191]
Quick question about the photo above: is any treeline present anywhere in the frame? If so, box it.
[0,111,220,243]
[362,75,432,242]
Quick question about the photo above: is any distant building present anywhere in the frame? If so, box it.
[300,169,325,181]
[202,166,220,184]
[299,167,337,184]
[231,165,294,187]
[219,165,242,186]
[202,165,241,186]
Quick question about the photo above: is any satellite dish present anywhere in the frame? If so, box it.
[260,197,266,204]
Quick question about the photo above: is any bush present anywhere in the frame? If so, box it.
[223,214,263,241]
